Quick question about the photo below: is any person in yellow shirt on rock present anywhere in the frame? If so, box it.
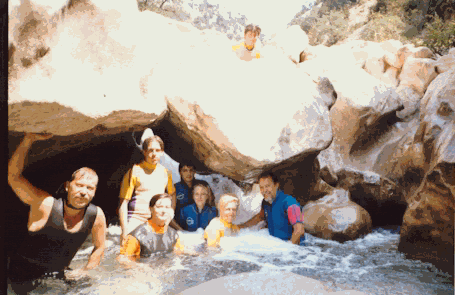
[118,132,177,245]
[204,194,240,247]
[117,193,186,265]
[232,24,262,61]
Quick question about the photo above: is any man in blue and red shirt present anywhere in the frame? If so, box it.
[239,172,305,245]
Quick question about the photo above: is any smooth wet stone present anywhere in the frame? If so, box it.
[179,270,335,295]
[303,189,372,242]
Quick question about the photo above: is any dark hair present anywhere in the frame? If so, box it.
[70,167,98,183]
[244,24,261,36]
[149,193,172,208]
[257,171,279,184]
[192,181,215,207]
[142,136,164,151]
[178,161,196,173]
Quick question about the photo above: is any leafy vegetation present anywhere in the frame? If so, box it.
[295,0,455,52]
[422,15,455,55]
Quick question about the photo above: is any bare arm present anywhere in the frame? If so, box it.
[85,207,107,269]
[238,210,264,229]
[118,198,129,245]
[290,223,305,245]
[8,133,53,206]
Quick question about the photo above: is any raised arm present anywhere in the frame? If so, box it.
[8,133,53,205]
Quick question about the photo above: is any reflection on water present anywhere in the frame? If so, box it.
[10,225,453,295]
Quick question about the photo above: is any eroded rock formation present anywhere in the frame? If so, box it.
[7,0,455,275]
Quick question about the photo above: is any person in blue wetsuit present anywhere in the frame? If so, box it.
[239,172,305,245]
[174,161,210,227]
[180,182,217,231]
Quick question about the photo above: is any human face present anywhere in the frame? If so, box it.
[151,198,174,225]
[66,174,97,210]
[259,176,279,203]
[244,31,257,47]
[220,202,238,223]
[193,186,209,209]
[180,165,195,185]
[143,140,164,165]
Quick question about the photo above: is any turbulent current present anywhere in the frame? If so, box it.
[12,225,453,295]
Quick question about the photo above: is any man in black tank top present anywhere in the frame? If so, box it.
[7,133,107,294]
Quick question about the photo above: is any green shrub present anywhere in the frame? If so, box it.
[422,16,455,55]
[306,9,350,46]
[359,14,408,42]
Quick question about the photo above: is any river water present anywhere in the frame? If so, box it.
[11,225,453,295]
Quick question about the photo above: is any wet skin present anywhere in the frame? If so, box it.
[151,198,174,226]
[220,202,238,223]
[259,176,279,204]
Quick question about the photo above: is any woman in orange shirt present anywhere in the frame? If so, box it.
[117,193,185,265]
[118,135,177,245]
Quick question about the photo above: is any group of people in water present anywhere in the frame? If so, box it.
[8,128,305,294]
[7,25,296,295]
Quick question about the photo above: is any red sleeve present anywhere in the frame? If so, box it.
[287,204,303,225]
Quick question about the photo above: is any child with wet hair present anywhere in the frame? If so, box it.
[204,194,240,247]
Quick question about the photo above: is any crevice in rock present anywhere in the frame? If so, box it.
[348,185,408,227]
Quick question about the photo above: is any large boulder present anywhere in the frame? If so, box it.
[435,53,455,74]
[399,57,438,94]
[375,70,455,274]
[8,0,335,183]
[303,189,373,242]
[266,25,310,63]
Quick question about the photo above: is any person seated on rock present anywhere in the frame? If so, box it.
[174,161,210,227]
[204,194,240,247]
[232,24,262,61]
[118,132,177,245]
[117,193,188,265]
[238,172,305,245]
[179,182,217,232]
[7,133,107,294]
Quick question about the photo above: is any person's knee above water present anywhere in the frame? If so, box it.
[204,194,240,247]
[232,24,262,61]
[238,172,305,245]
[179,182,217,232]
[117,193,188,264]
[118,133,177,244]
[7,133,107,291]
[174,161,210,226]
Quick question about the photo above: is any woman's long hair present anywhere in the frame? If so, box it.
[192,182,216,207]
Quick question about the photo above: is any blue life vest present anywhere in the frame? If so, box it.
[262,190,304,243]
[180,203,217,232]
[175,180,210,226]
